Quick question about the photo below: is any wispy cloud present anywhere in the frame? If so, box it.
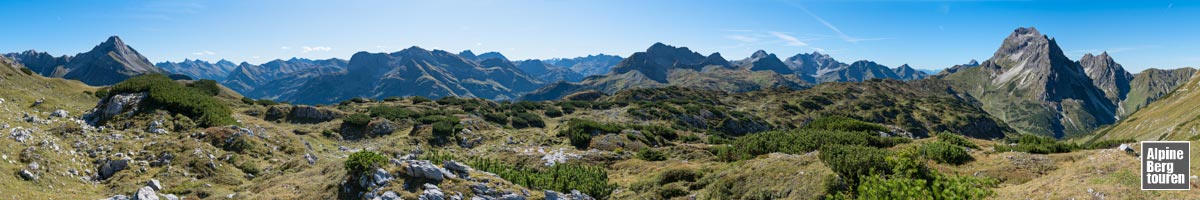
[768,31,808,46]
[191,51,215,56]
[780,1,889,43]
[280,46,290,50]
[726,35,761,43]
[301,46,332,53]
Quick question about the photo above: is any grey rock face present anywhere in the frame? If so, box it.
[264,105,292,121]
[133,186,158,200]
[19,169,38,181]
[420,183,445,200]
[368,119,397,136]
[288,105,343,123]
[50,109,69,118]
[147,179,164,191]
[147,120,167,134]
[98,159,129,180]
[443,160,472,177]
[87,92,146,124]
[403,160,454,182]
[304,153,318,165]
[544,190,594,200]
[9,127,32,143]
[104,195,131,200]
[376,191,399,200]
[371,168,393,187]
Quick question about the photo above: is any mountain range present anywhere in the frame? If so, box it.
[3,29,1194,139]
[4,36,164,85]
[155,59,238,81]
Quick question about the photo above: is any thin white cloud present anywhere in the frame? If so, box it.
[191,51,215,56]
[768,31,808,46]
[726,35,761,43]
[280,46,290,50]
[782,1,888,43]
[301,46,332,53]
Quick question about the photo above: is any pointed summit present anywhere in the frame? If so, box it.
[751,50,769,58]
[939,26,1117,138]
[57,36,164,85]
[1079,51,1132,105]
[459,50,479,61]
[102,36,126,47]
[737,50,792,75]
[700,52,731,67]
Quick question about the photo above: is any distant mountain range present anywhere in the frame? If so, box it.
[4,36,165,85]
[155,59,238,81]
[4,29,1191,138]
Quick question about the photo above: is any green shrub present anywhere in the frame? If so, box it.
[483,112,508,125]
[560,119,623,149]
[384,96,404,102]
[255,99,279,106]
[410,96,432,104]
[19,67,33,75]
[1082,139,1137,149]
[918,141,973,165]
[718,129,906,161]
[432,121,461,137]
[658,168,702,185]
[805,116,888,133]
[343,113,371,126]
[436,96,468,105]
[994,134,1078,154]
[636,148,667,161]
[368,106,416,121]
[345,151,386,175]
[511,112,544,128]
[819,145,892,185]
[241,97,255,105]
[108,74,237,127]
[469,158,616,199]
[187,79,222,96]
[935,131,978,148]
[545,106,564,117]
[94,87,110,99]
[656,185,688,199]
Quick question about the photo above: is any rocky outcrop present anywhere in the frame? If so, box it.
[287,105,343,124]
[367,119,398,136]
[419,183,445,200]
[97,158,129,180]
[401,160,455,182]
[544,190,595,200]
[86,92,147,125]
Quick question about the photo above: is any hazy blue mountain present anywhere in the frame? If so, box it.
[273,47,545,104]
[544,54,623,77]
[156,59,238,81]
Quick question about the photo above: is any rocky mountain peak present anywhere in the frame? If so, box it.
[751,50,769,58]
[101,36,126,48]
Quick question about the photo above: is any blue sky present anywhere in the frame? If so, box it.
[0,0,1195,72]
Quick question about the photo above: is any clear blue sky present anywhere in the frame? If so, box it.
[0,0,1195,72]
